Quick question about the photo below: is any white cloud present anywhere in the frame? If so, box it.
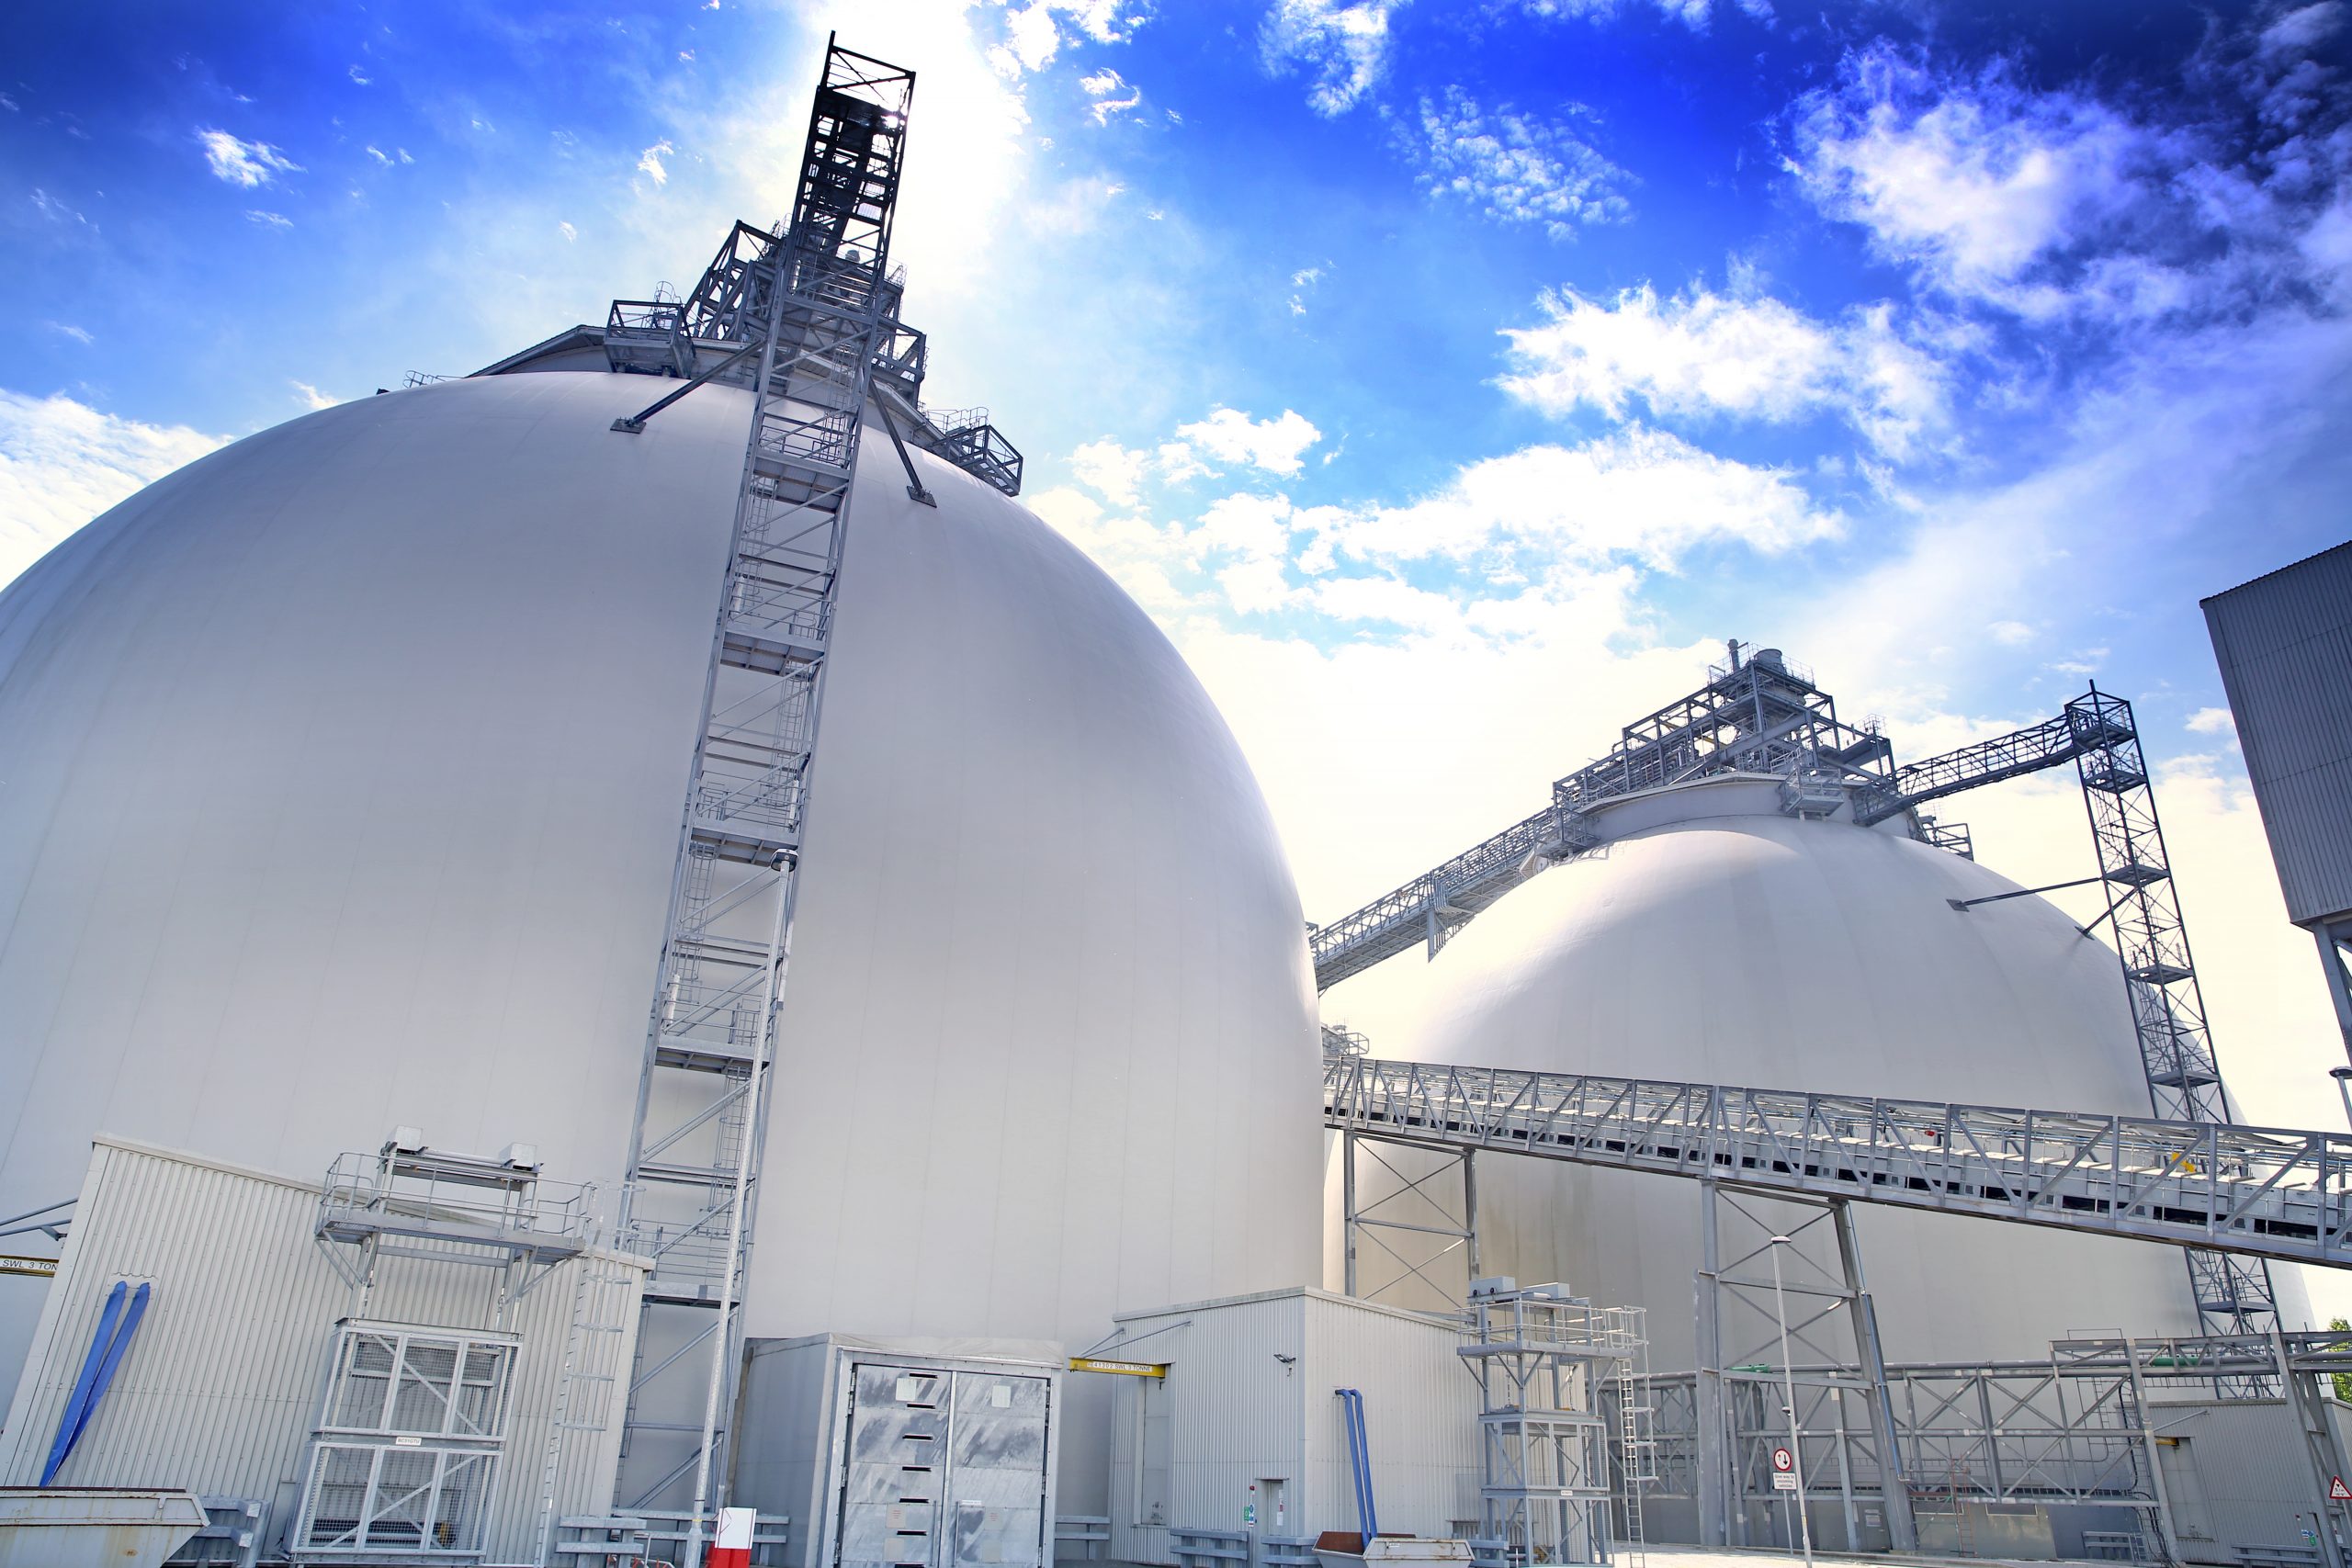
[245,209,293,230]
[636,140,675,186]
[1172,408,1324,476]
[1315,425,1842,571]
[1414,89,1630,237]
[1078,67,1145,124]
[2188,705,2238,736]
[0,391,225,594]
[1521,0,1767,27]
[560,220,578,243]
[197,129,301,188]
[987,0,1140,78]
[291,381,340,411]
[1988,619,2035,646]
[348,64,371,85]
[44,321,92,345]
[1790,55,2144,301]
[1498,284,1947,457]
[1260,0,1403,118]
[2259,2,2343,58]
[1070,437,1150,506]
[1787,40,2352,321]
[29,189,90,230]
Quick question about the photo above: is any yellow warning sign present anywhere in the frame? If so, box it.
[1069,1357,1167,1378]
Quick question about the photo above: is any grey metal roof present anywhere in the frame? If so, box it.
[2203,539,2352,927]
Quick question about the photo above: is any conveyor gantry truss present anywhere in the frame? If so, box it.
[595,39,1012,1553]
[1324,1052,2352,1270]
[1310,646,2276,1352]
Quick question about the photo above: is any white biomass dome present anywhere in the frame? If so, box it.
[1380,776,2206,1369]
[0,370,1325,1506]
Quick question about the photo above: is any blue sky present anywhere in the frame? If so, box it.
[6,1,2352,1207]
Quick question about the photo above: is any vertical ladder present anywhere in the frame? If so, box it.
[611,36,918,1547]
[1614,1334,1655,1568]
[2065,690,2278,1367]
[535,1253,639,1562]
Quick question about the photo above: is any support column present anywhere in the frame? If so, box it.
[1695,1179,1728,1549]
[1831,1200,1916,1552]
[1463,1150,1481,1284]
[2121,1339,2184,1566]
[2276,1324,2351,1568]
[2316,922,2352,1072]
[1342,1130,1359,1299]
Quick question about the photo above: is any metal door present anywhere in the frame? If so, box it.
[834,1363,1052,1568]
[948,1370,1050,1568]
[841,1365,952,1568]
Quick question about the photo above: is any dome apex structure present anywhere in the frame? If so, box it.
[0,54,1325,1518]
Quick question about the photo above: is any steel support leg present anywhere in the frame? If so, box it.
[1342,1129,1358,1299]
[2277,1323,2351,1568]
[2121,1340,2185,1566]
[1463,1150,1480,1284]
[1831,1201,1915,1551]
[1695,1179,1728,1549]
[2317,922,2352,1073]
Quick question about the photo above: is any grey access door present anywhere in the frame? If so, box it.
[835,1362,1053,1568]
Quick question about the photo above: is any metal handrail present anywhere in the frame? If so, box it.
[1325,1055,2352,1269]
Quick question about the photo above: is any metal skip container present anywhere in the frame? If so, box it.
[0,1486,207,1568]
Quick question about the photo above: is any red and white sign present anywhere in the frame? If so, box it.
[1771,1447,1794,1474]
[708,1507,755,1568]
[2330,1476,2351,1502]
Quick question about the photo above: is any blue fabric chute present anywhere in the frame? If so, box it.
[40,1280,152,1485]
[1334,1387,1377,1540]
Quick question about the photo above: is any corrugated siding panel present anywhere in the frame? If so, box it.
[1168,1295,1304,1557]
[0,1140,641,1565]
[1299,1295,1478,1543]
[2147,1396,2339,1555]
[1108,1292,1478,1567]
[2204,541,2352,927]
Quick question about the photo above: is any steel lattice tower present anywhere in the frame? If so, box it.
[2064,689,2278,1356]
[607,39,916,1548]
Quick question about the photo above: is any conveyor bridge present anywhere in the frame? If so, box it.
[1324,1053,2352,1270]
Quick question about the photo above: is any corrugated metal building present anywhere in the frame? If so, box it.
[0,1136,644,1565]
[2202,541,2352,1045]
[2147,1393,2352,1565]
[1103,1288,1478,1566]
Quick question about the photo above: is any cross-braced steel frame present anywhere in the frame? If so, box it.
[1460,1283,1646,1567]
[1339,1132,1480,1313]
[2061,689,2278,1354]
[606,39,915,1549]
[1329,1050,2352,1554]
[1642,1330,2352,1563]
[1307,649,2280,1354]
[1689,1183,1916,1553]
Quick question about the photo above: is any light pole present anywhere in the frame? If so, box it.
[1769,1235,1815,1568]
